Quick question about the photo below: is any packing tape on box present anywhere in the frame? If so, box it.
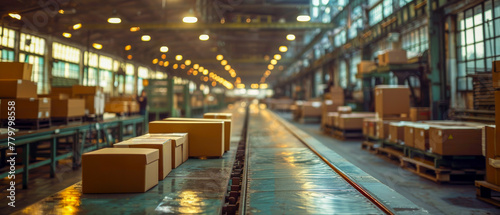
[489,158,500,168]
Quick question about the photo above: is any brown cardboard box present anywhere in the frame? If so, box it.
[429,126,483,156]
[51,87,73,95]
[410,107,431,121]
[76,94,105,115]
[129,101,140,113]
[357,61,377,74]
[301,101,322,117]
[105,101,129,113]
[114,139,172,180]
[338,113,376,130]
[0,62,32,81]
[133,133,189,165]
[325,112,338,127]
[484,125,500,185]
[82,148,159,193]
[493,61,500,89]
[374,85,410,118]
[72,85,102,96]
[149,121,224,157]
[337,106,352,114]
[329,86,345,105]
[363,118,377,137]
[377,120,395,140]
[379,49,408,66]
[204,113,232,119]
[414,126,430,151]
[404,124,417,147]
[163,118,230,152]
[0,80,37,99]
[1,98,50,119]
[51,98,85,118]
[388,122,408,143]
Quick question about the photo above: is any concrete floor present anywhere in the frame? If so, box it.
[277,112,500,215]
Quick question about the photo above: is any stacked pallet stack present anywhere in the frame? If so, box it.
[476,61,500,206]
[0,62,52,129]
[107,96,140,115]
[321,86,344,130]
[72,85,105,118]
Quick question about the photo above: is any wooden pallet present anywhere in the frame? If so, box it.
[376,146,404,164]
[299,116,321,124]
[51,116,84,125]
[331,128,363,140]
[406,147,485,169]
[2,118,51,130]
[475,180,500,207]
[401,157,485,183]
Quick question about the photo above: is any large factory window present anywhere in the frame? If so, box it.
[83,52,98,86]
[369,4,383,26]
[0,27,15,61]
[456,0,500,91]
[99,55,113,93]
[19,33,46,94]
[339,60,347,88]
[125,63,135,95]
[402,25,429,58]
[52,42,80,79]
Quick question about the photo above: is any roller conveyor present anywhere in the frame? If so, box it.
[10,102,426,214]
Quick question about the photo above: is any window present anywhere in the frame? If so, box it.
[19,33,46,94]
[83,52,99,86]
[53,61,79,79]
[349,19,363,39]
[456,0,500,91]
[334,30,346,47]
[0,27,16,48]
[399,0,411,8]
[99,69,112,93]
[383,0,393,17]
[369,4,383,26]
[350,54,361,90]
[402,25,429,57]
[0,50,15,61]
[52,42,80,79]
[339,60,347,88]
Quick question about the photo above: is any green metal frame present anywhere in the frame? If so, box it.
[0,116,145,189]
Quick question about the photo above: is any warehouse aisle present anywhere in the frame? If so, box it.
[244,108,384,214]
[275,112,500,215]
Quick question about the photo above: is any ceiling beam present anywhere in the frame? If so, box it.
[81,22,335,30]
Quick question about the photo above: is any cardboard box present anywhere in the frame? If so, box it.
[325,112,338,127]
[75,94,105,115]
[163,118,231,152]
[204,113,232,119]
[329,86,345,105]
[376,120,395,140]
[414,126,430,151]
[1,98,50,119]
[149,121,224,157]
[72,85,102,96]
[410,107,431,121]
[337,106,352,114]
[114,139,172,180]
[379,49,408,66]
[484,125,500,185]
[388,122,408,143]
[51,87,73,96]
[301,101,322,117]
[375,85,410,118]
[363,118,376,137]
[338,113,376,130]
[493,61,500,89]
[428,126,483,156]
[133,133,189,165]
[0,62,32,81]
[105,101,129,113]
[357,61,377,74]
[0,80,37,99]
[82,148,159,193]
[404,124,417,147]
[129,101,140,113]
[51,98,85,118]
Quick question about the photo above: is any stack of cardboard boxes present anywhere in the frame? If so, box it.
[72,85,105,116]
[44,88,85,119]
[108,96,140,114]
[377,49,408,66]
[484,61,500,186]
[0,62,51,121]
[82,112,231,194]
[373,85,411,140]
[321,87,345,130]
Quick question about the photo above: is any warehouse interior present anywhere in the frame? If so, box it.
[1,0,500,214]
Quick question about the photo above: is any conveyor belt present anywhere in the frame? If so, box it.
[242,107,386,214]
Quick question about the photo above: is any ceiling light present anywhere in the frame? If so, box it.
[268,64,274,70]
[153,59,158,64]
[229,69,235,74]
[270,59,277,65]
[160,46,169,53]
[216,55,223,61]
[203,69,209,75]
[297,15,311,22]
[221,60,227,66]
[251,84,259,89]
[107,17,121,24]
[58,9,65,14]
[185,60,191,66]
[231,73,236,78]
[212,81,217,87]
[274,54,282,60]
[237,84,245,89]
[199,34,209,41]
[225,65,231,70]
[183,10,198,23]
[8,13,21,20]
[265,70,271,75]
[127,55,132,60]
[175,55,183,61]
[193,70,198,76]
[164,61,169,67]
[125,45,131,51]
[199,66,204,71]
[260,84,268,89]
[130,27,140,32]
[159,61,164,66]
[204,77,209,82]
[173,64,178,69]
[73,23,82,30]
[193,64,199,69]
[62,32,72,38]
[161,54,166,59]
[286,34,296,41]
[92,43,102,49]
[181,64,186,69]
[141,35,151,41]
[279,46,288,52]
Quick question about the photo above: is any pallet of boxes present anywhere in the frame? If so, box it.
[43,91,86,125]
[330,106,375,140]
[476,61,500,206]
[72,85,105,121]
[321,87,344,133]
[106,96,140,116]
[81,112,230,194]
[0,62,52,130]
